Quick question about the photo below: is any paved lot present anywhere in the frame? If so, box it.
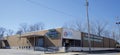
[0,49,84,55]
[44,52,85,55]
[87,53,119,55]
[86,50,120,55]
[0,49,120,55]
[0,49,44,55]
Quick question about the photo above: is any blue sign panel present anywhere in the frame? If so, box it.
[45,29,59,38]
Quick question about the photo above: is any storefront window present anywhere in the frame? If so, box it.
[62,39,81,47]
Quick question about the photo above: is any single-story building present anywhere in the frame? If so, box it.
[0,28,118,52]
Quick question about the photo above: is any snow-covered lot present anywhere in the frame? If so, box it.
[1,49,119,55]
[0,49,84,55]
[0,49,86,55]
[0,49,44,55]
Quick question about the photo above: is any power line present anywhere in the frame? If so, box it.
[26,0,80,19]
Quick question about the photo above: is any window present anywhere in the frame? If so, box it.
[62,39,81,47]
[36,38,44,47]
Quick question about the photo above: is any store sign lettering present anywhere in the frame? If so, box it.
[64,31,73,37]
[45,29,59,38]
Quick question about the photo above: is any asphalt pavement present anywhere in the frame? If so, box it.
[0,49,120,55]
[86,50,120,55]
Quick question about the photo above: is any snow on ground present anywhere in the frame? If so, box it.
[0,49,44,55]
[0,49,84,55]
[1,49,119,55]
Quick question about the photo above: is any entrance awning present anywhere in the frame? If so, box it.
[20,34,44,38]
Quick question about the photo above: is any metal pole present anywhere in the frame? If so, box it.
[116,17,120,41]
[117,23,120,40]
[34,36,35,51]
[118,24,120,40]
[112,31,116,47]
[86,0,91,52]
[112,20,116,47]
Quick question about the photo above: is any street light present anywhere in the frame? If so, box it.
[85,0,91,53]
[116,21,120,40]
[116,16,120,40]
[116,22,120,24]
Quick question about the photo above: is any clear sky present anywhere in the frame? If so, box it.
[0,0,120,32]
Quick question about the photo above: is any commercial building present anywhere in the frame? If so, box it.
[0,28,118,52]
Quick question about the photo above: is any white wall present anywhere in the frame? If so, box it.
[62,28,81,40]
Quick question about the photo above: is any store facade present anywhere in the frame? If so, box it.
[0,28,118,52]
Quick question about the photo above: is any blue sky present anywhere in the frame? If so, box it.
[0,0,120,32]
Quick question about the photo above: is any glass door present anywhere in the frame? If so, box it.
[36,38,44,47]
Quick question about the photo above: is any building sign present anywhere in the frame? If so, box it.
[62,28,81,40]
[63,30,73,38]
[83,34,103,42]
[45,29,59,38]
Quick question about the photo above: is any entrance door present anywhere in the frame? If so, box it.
[37,38,44,47]
[3,40,10,48]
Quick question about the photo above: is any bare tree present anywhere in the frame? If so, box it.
[114,32,119,41]
[16,30,22,35]
[0,27,6,38]
[6,29,14,36]
[16,22,45,34]
[74,21,86,32]
[103,30,111,37]
[63,22,75,29]
[90,23,96,34]
[63,20,86,32]
[19,23,29,33]
[28,22,45,32]
[93,21,108,37]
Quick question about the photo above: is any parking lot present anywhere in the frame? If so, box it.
[0,49,120,55]
[86,50,120,55]
[0,49,84,55]
[0,49,44,55]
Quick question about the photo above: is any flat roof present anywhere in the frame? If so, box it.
[20,34,44,38]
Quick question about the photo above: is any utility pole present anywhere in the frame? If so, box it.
[86,0,91,52]
[116,16,120,41]
[112,31,116,47]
